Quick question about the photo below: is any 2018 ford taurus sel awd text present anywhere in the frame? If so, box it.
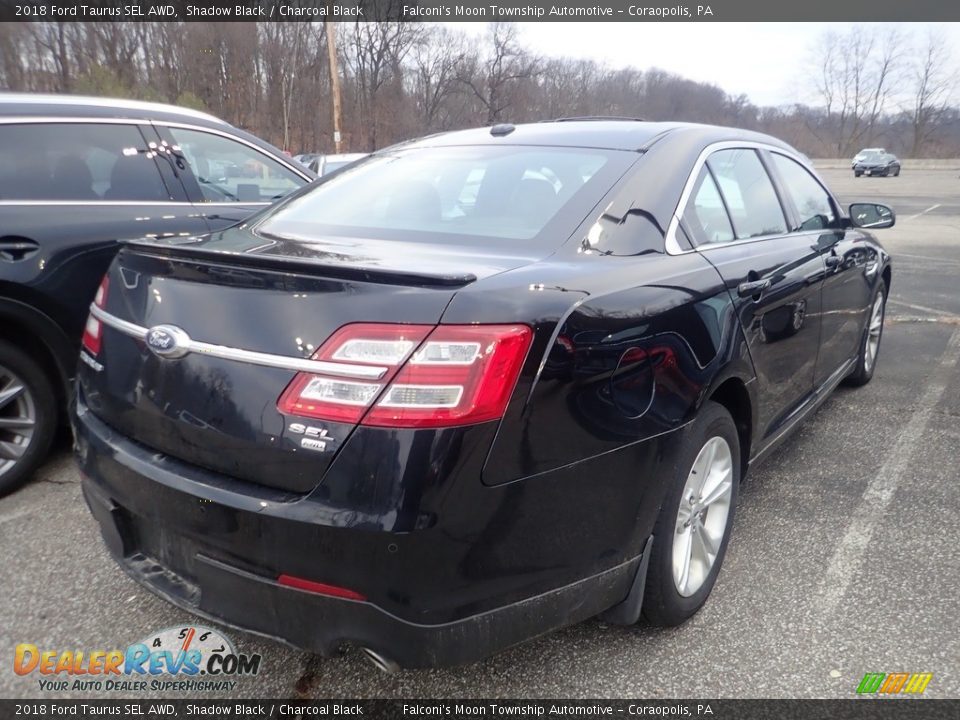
[73,120,893,668]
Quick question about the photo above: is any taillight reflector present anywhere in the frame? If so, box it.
[277,574,366,601]
[81,275,109,356]
[277,323,533,429]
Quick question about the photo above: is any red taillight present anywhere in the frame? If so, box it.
[277,323,533,429]
[277,574,366,601]
[81,276,109,356]
[364,325,532,428]
[277,323,432,424]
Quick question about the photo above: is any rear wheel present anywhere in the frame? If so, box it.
[0,340,57,496]
[894,167,901,177]
[845,280,887,387]
[642,401,740,626]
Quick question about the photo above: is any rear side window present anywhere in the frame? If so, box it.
[771,154,838,231]
[0,123,170,201]
[682,167,735,245]
[165,127,303,203]
[706,149,787,239]
[258,146,634,247]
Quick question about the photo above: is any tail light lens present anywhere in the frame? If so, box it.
[278,323,533,428]
[81,276,109,356]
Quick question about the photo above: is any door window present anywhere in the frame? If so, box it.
[0,123,170,201]
[771,154,838,231]
[164,127,303,203]
[706,149,787,239]
[682,167,735,245]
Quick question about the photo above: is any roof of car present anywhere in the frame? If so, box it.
[400,119,796,154]
[0,92,228,127]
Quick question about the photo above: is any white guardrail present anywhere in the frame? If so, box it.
[812,158,960,170]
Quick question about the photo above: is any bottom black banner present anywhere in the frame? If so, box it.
[2,699,957,720]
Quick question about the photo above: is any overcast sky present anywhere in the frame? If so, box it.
[449,22,960,107]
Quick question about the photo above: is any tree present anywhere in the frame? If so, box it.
[343,17,422,150]
[409,26,468,132]
[908,31,957,156]
[459,23,540,124]
[811,27,902,156]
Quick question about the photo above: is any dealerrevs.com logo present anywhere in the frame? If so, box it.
[15,625,262,693]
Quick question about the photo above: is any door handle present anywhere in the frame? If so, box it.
[825,254,842,269]
[0,237,40,262]
[737,278,771,298]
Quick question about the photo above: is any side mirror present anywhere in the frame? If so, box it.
[848,202,895,229]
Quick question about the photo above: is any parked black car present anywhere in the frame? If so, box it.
[74,120,893,669]
[853,149,901,177]
[0,93,313,494]
[307,152,369,176]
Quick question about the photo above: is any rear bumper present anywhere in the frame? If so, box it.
[82,476,639,668]
[74,396,662,668]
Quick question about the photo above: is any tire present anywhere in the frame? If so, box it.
[642,401,740,626]
[894,167,900,177]
[854,171,862,177]
[845,279,887,387]
[0,340,57,496]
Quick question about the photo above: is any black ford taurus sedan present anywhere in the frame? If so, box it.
[853,149,901,177]
[73,120,893,669]
[0,93,313,495]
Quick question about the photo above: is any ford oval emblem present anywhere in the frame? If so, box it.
[145,325,191,359]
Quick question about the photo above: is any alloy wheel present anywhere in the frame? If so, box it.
[864,293,885,373]
[672,436,733,597]
[0,364,36,480]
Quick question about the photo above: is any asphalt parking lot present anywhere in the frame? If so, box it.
[2,167,958,700]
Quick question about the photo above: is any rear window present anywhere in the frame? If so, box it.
[257,146,635,247]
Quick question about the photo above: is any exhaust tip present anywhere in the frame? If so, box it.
[361,647,400,674]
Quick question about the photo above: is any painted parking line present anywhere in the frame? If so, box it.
[887,298,952,316]
[893,253,960,266]
[905,204,942,221]
[815,327,960,617]
[0,507,34,526]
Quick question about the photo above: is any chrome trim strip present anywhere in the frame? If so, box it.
[0,200,270,207]
[664,140,810,256]
[0,200,193,207]
[90,304,146,338]
[0,95,227,124]
[0,116,146,126]
[89,304,387,380]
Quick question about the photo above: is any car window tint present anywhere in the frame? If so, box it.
[682,167,735,245]
[706,149,786,239]
[258,146,630,245]
[165,127,302,203]
[0,123,169,201]
[771,154,837,231]
[322,160,350,175]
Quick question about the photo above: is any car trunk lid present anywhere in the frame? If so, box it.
[79,232,535,494]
